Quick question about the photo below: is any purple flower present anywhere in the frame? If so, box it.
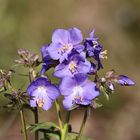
[41,45,52,62]
[47,28,84,63]
[40,45,53,75]
[26,77,60,110]
[84,30,107,70]
[88,62,96,74]
[86,30,98,42]
[117,75,135,86]
[59,74,99,110]
[54,52,91,78]
[84,30,99,56]
[40,63,50,75]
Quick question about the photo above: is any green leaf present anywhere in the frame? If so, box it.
[27,122,59,133]
[1,101,17,111]
[45,131,60,140]
[66,133,92,140]
[41,130,60,140]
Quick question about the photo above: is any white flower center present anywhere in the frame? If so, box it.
[73,86,83,97]
[37,86,46,92]
[73,86,83,94]
[72,86,84,104]
[36,86,46,107]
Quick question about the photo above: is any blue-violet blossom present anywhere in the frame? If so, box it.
[54,52,91,78]
[27,77,60,110]
[59,74,99,110]
[47,28,84,63]
[84,30,107,70]
[117,75,135,86]
[40,45,53,75]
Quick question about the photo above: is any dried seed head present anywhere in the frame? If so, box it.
[16,49,39,67]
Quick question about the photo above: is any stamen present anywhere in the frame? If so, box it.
[74,95,83,104]
[99,50,107,59]
[36,99,45,107]
[69,61,77,73]
[36,86,46,107]
[59,43,73,54]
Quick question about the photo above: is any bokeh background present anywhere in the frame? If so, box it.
[0,0,140,140]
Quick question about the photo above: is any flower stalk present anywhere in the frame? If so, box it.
[76,108,89,140]
[61,111,71,140]
[29,68,39,140]
[20,108,28,140]
[55,100,63,130]
[55,100,71,140]
[34,107,39,140]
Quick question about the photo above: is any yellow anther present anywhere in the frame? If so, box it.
[99,50,108,59]
[60,44,73,53]
[69,61,77,73]
[36,99,45,107]
[104,50,107,55]
[104,56,108,59]
[74,95,83,102]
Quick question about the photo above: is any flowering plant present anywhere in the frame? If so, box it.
[0,28,135,140]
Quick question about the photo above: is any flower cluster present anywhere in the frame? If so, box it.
[27,27,135,111]
[0,27,135,140]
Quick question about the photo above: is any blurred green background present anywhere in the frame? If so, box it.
[0,0,140,140]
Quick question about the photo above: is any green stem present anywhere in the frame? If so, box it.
[61,111,71,140]
[20,108,28,140]
[34,107,39,140]
[8,83,28,140]
[76,108,89,140]
[29,68,39,140]
[55,100,63,130]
